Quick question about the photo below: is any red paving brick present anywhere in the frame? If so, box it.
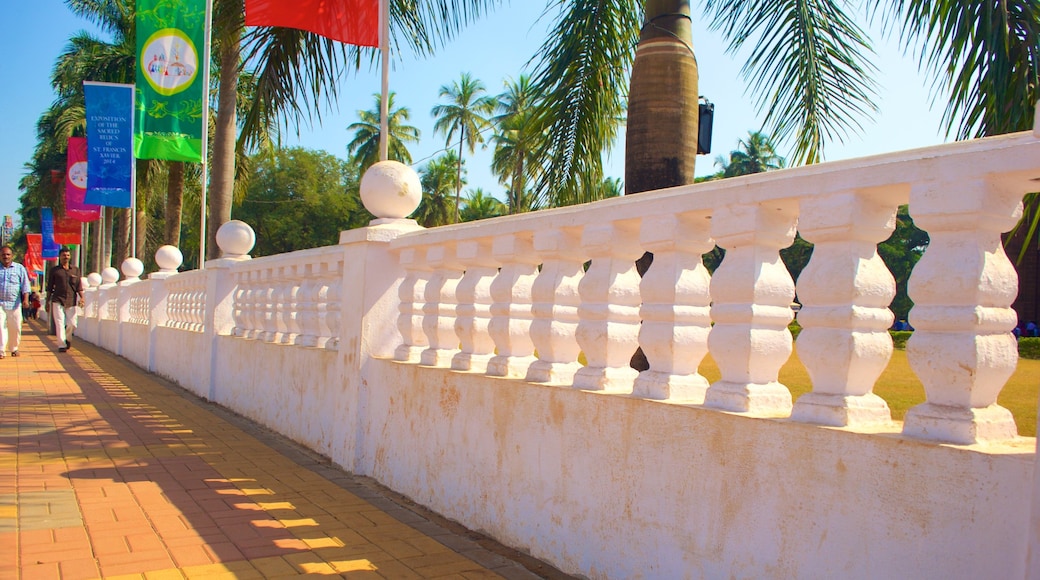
[2,320,567,579]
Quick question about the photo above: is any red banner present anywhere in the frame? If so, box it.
[25,234,44,281]
[66,137,101,222]
[245,0,379,47]
[54,216,81,245]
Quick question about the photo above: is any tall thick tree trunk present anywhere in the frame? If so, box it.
[135,190,147,259]
[625,0,699,371]
[133,159,149,260]
[208,29,240,259]
[165,161,185,247]
[102,207,114,268]
[625,0,698,194]
[114,207,131,268]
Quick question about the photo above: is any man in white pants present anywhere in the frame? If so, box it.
[46,246,83,353]
[0,245,31,358]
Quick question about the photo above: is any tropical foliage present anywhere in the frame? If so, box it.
[460,187,506,221]
[233,147,369,256]
[431,72,497,223]
[346,92,421,173]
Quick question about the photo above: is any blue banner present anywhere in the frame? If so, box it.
[41,208,60,259]
[84,82,134,208]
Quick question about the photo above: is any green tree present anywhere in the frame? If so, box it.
[415,152,463,228]
[431,72,497,223]
[459,188,506,222]
[716,131,786,177]
[209,1,505,258]
[233,147,369,256]
[346,92,420,173]
[491,75,544,214]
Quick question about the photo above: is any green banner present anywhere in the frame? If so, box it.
[135,0,207,162]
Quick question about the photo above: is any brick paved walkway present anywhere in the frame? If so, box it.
[0,320,568,579]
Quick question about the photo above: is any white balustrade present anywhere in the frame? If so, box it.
[705,201,798,414]
[419,243,463,367]
[127,283,151,325]
[324,273,341,351]
[394,247,428,362]
[526,227,584,385]
[487,233,540,378]
[165,271,206,333]
[573,221,643,392]
[791,188,901,427]
[452,238,498,372]
[294,266,319,347]
[903,176,1024,444]
[632,212,714,402]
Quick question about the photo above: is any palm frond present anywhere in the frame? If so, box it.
[703,0,879,164]
[529,0,639,204]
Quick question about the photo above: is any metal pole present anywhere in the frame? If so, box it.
[379,0,389,161]
[199,0,214,268]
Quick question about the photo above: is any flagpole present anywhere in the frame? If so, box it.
[199,0,214,269]
[378,0,389,161]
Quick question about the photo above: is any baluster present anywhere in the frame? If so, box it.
[315,275,331,349]
[270,267,288,343]
[632,212,713,401]
[527,228,584,385]
[282,265,301,345]
[192,288,206,332]
[573,221,643,392]
[487,233,539,378]
[295,265,318,346]
[394,247,429,362]
[324,271,342,351]
[247,270,263,339]
[791,188,900,427]
[420,243,463,366]
[903,177,1023,444]
[232,272,249,337]
[452,238,498,372]
[705,201,797,414]
[260,270,277,342]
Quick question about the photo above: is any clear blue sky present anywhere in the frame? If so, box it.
[1,1,950,227]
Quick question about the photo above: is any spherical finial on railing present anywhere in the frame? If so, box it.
[216,220,256,258]
[86,272,103,288]
[155,245,183,272]
[121,257,144,280]
[360,160,422,220]
[101,267,120,285]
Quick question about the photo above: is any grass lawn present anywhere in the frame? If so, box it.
[696,349,1040,438]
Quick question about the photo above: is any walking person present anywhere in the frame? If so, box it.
[0,245,31,359]
[46,246,83,353]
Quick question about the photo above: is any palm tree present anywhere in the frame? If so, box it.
[212,1,506,257]
[415,152,463,228]
[459,188,506,222]
[53,0,149,265]
[491,75,544,214]
[715,131,785,177]
[431,72,497,223]
[346,92,420,173]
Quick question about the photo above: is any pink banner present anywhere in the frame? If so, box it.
[25,233,43,281]
[66,137,101,222]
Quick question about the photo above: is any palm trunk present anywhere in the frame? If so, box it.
[164,161,185,246]
[625,0,699,371]
[455,137,464,223]
[113,207,131,268]
[625,0,698,194]
[208,29,240,259]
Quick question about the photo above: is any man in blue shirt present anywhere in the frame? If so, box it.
[0,245,31,358]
